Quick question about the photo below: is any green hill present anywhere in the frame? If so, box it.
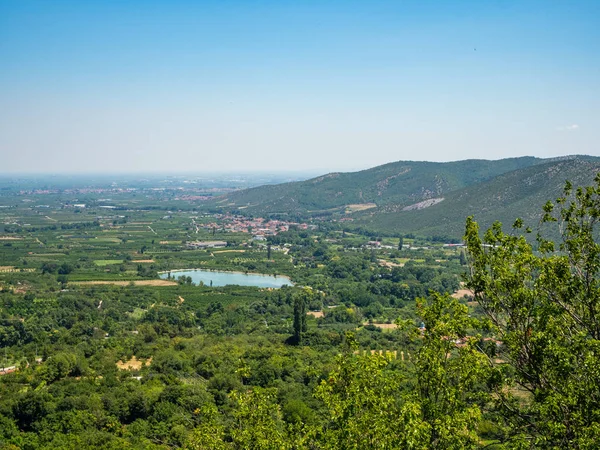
[211,156,544,215]
[355,157,600,238]
[207,155,600,238]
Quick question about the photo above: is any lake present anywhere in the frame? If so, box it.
[159,269,293,288]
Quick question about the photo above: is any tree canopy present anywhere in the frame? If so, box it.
[465,176,600,448]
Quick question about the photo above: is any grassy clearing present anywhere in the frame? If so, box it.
[452,288,473,299]
[94,260,124,266]
[365,322,398,330]
[378,260,404,268]
[345,203,377,213]
[116,356,152,371]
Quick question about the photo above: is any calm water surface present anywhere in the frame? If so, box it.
[159,269,293,288]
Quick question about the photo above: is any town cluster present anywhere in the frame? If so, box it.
[198,214,313,239]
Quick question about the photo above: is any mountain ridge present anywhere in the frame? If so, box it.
[355,157,600,237]
[207,155,600,238]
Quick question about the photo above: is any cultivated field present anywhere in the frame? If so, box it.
[72,280,178,286]
[345,203,377,213]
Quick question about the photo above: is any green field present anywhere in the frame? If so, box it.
[93,259,124,265]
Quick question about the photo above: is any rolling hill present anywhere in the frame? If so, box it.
[355,157,600,237]
[211,157,544,214]
[207,155,600,238]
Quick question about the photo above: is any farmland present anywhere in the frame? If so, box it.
[0,174,500,448]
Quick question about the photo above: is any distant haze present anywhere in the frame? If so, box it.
[1,1,599,174]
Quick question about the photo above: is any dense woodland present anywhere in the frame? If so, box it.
[0,175,599,448]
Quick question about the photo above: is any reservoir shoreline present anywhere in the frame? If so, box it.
[158,268,293,288]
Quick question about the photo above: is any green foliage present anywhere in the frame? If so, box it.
[465,176,600,447]
[314,344,423,449]
[229,388,291,450]
[359,157,600,238]
[414,293,489,449]
[186,404,228,450]
[7,170,580,449]
[292,289,308,345]
[314,296,490,450]
[322,306,359,324]
[216,157,546,218]
[39,352,79,383]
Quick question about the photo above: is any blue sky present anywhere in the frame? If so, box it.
[1,0,599,173]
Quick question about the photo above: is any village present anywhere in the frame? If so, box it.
[192,214,314,239]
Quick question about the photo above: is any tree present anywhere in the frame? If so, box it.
[398,236,404,251]
[39,351,78,383]
[464,177,600,447]
[314,340,422,449]
[177,275,193,285]
[187,404,229,450]
[458,250,466,266]
[315,300,488,450]
[56,274,68,288]
[292,289,309,345]
[413,293,489,449]
[229,388,291,450]
[57,263,73,275]
[41,262,58,274]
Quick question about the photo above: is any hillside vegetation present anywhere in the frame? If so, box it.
[212,157,544,214]
[356,157,600,237]
[210,156,600,238]
[2,168,600,448]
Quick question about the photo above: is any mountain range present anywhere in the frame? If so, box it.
[208,155,600,238]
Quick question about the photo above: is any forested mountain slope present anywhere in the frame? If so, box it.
[208,155,600,238]
[211,156,545,215]
[354,157,600,237]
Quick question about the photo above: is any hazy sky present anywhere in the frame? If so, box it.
[1,0,599,173]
